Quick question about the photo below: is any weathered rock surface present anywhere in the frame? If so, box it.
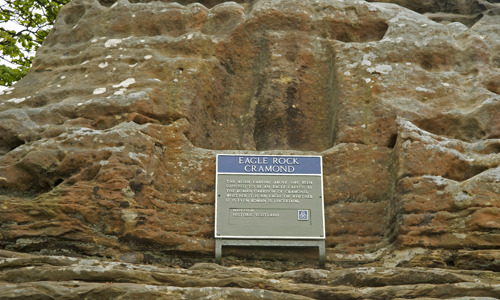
[1,250,500,299]
[0,0,499,287]
[367,0,500,27]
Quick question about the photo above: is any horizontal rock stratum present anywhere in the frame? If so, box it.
[1,250,499,299]
[0,0,499,295]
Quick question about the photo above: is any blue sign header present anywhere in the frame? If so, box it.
[217,154,322,175]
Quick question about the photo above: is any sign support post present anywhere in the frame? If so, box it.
[215,154,326,266]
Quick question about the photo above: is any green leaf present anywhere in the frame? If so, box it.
[0,0,72,87]
[0,64,29,86]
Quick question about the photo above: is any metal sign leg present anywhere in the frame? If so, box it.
[215,239,222,263]
[319,241,325,267]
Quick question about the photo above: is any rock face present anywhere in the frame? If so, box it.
[367,0,500,27]
[1,250,500,299]
[0,0,499,282]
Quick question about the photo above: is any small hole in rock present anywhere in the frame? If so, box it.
[0,135,25,155]
[444,258,455,267]
[98,0,118,7]
[53,179,64,187]
[387,134,398,149]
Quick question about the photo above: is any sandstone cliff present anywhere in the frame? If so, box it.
[0,0,499,298]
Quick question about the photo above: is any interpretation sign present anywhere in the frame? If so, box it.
[215,154,325,239]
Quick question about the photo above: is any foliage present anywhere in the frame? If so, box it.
[0,0,71,86]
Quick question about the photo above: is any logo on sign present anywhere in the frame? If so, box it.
[298,210,309,221]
